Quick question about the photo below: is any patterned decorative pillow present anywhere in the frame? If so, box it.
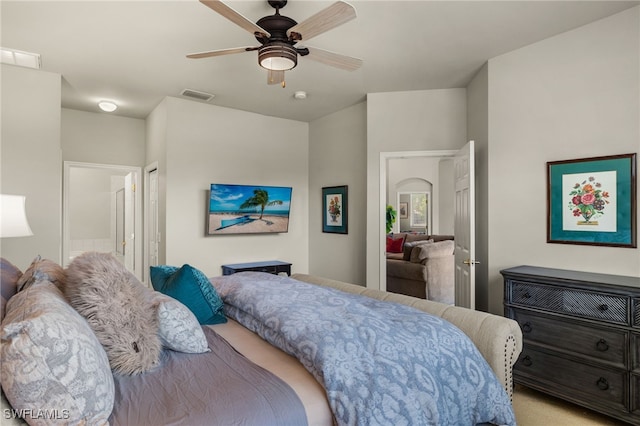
[150,264,226,325]
[152,292,210,354]
[0,258,21,322]
[1,280,114,425]
[65,252,162,375]
[16,255,65,292]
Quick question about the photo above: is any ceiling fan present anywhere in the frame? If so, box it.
[187,0,362,87]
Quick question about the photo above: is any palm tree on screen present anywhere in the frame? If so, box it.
[240,189,283,220]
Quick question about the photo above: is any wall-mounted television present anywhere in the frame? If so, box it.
[206,184,292,235]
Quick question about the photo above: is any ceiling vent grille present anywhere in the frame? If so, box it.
[180,89,215,102]
[0,47,41,69]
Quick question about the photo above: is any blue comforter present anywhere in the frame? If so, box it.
[211,272,516,426]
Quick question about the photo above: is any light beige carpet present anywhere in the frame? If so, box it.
[512,384,627,425]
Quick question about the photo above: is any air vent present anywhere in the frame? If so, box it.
[180,89,215,102]
[0,47,41,69]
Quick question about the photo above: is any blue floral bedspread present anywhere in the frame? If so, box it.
[210,272,516,426]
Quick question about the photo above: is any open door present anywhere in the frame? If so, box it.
[454,141,477,309]
[124,172,135,273]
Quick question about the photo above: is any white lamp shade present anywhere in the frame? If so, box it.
[0,194,34,238]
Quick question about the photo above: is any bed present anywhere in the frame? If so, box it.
[0,256,522,425]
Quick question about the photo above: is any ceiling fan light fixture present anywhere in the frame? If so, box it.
[259,43,297,71]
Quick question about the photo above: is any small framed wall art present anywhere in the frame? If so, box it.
[399,202,408,219]
[322,185,348,234]
[547,153,636,248]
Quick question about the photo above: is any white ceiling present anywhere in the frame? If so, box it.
[2,1,638,122]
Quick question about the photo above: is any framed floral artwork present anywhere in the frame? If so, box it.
[547,153,636,248]
[399,202,408,219]
[322,185,348,234]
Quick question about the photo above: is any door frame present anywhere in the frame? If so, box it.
[143,162,159,286]
[379,150,457,292]
[63,161,143,279]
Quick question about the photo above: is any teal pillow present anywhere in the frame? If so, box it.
[150,264,226,325]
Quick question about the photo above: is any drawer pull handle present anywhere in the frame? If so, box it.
[596,377,609,391]
[521,355,533,367]
[596,339,609,352]
[522,322,532,333]
[523,292,531,299]
[598,304,609,312]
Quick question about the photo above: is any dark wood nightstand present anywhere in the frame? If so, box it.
[221,260,292,276]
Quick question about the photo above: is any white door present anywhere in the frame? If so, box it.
[454,141,476,309]
[124,172,135,273]
[146,168,159,283]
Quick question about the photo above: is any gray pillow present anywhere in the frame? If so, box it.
[152,292,210,354]
[1,279,114,425]
[64,252,162,375]
[410,239,455,263]
[16,255,65,292]
[0,258,21,322]
[404,239,433,261]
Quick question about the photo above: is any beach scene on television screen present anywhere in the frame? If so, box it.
[208,184,292,234]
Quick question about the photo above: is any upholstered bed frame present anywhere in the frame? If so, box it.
[1,258,522,425]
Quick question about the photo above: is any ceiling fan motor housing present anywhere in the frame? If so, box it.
[259,42,297,70]
[256,3,299,71]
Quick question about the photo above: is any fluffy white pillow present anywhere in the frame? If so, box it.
[1,279,114,425]
[64,252,161,375]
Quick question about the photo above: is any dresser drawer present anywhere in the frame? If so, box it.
[512,309,627,367]
[515,346,627,412]
[632,374,640,414]
[633,299,640,328]
[633,334,640,372]
[509,280,628,325]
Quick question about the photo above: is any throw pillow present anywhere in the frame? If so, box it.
[403,240,433,261]
[150,264,226,325]
[410,239,455,263]
[0,258,21,322]
[1,280,114,424]
[386,235,405,253]
[152,292,210,353]
[64,252,162,375]
[16,255,65,292]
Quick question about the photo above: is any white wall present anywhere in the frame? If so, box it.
[309,102,367,286]
[366,89,468,289]
[62,108,145,166]
[0,64,61,269]
[147,97,309,278]
[486,6,640,313]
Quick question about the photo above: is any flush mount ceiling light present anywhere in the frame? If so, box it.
[0,47,41,69]
[293,91,307,100]
[98,101,117,112]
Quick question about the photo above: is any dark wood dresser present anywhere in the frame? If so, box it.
[502,265,640,425]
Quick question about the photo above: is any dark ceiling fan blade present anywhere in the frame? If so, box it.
[305,46,362,71]
[186,46,258,59]
[200,0,270,38]
[287,1,356,42]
